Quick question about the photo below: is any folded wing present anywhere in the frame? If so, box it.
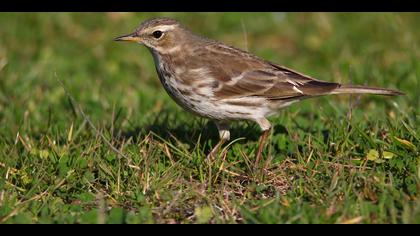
[213,64,340,101]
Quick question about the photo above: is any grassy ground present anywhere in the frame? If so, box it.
[0,12,419,224]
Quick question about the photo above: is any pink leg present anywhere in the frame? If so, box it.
[254,118,272,169]
[255,128,271,167]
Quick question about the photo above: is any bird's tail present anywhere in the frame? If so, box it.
[331,85,404,96]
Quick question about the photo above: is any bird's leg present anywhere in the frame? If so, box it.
[255,118,272,169]
[207,121,230,160]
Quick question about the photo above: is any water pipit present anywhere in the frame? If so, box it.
[115,17,403,167]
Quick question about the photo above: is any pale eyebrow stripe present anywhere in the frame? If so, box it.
[153,25,177,32]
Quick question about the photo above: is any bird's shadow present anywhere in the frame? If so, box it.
[117,110,289,153]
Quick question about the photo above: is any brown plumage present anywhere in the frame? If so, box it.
[115,17,404,166]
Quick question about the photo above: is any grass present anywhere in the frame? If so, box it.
[0,12,419,224]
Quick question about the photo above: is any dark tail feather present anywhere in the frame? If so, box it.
[331,85,404,96]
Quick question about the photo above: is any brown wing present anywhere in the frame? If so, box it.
[187,42,341,100]
[262,62,341,100]
[212,68,339,100]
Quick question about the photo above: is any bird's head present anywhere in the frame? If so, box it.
[114,17,191,54]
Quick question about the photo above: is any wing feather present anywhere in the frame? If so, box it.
[194,43,341,100]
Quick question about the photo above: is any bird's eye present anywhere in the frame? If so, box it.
[152,30,163,39]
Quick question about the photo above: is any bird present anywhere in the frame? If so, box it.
[114,17,403,167]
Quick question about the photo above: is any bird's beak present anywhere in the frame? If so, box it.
[114,32,142,43]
